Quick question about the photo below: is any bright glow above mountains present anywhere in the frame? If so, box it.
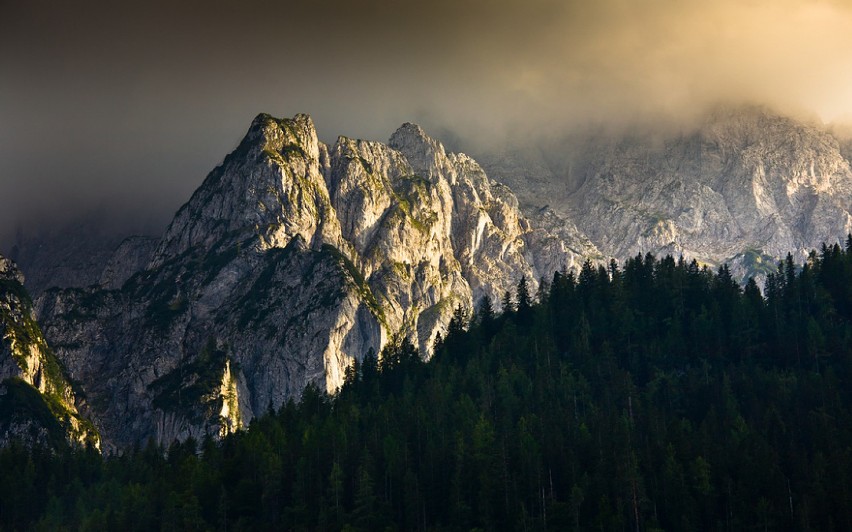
[2,0,851,244]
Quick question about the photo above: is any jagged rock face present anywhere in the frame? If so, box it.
[13,106,852,451]
[0,256,98,447]
[35,114,587,449]
[99,236,159,290]
[482,106,852,281]
[152,114,345,263]
[0,257,23,285]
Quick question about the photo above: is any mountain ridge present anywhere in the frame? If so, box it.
[6,106,852,449]
[28,113,588,449]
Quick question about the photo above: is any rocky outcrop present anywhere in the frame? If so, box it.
[0,255,99,448]
[35,114,590,449]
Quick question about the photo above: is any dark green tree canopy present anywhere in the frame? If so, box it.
[6,240,852,531]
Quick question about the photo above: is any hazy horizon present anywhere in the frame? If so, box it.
[3,0,852,247]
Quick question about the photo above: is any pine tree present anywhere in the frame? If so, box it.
[517,276,533,325]
[501,290,515,315]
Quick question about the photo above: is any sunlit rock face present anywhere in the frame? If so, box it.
[482,106,852,283]
[35,114,593,449]
[0,255,99,448]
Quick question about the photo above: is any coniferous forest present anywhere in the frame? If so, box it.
[6,242,852,531]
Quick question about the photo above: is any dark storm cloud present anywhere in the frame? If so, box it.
[2,0,851,244]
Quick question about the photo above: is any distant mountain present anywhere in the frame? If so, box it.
[7,215,131,297]
[479,106,852,282]
[32,114,593,449]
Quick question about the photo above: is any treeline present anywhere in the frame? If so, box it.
[5,242,852,530]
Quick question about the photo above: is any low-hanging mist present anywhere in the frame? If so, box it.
[2,0,852,246]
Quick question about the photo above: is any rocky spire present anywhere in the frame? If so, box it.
[389,122,455,184]
[151,113,339,265]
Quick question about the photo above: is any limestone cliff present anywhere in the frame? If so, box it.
[35,114,591,449]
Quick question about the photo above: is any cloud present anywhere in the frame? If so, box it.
[431,0,852,134]
[1,0,851,243]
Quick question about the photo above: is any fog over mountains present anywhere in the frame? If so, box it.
[4,0,852,245]
[9,105,852,293]
[476,105,852,281]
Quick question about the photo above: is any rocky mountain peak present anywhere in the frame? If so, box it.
[150,112,337,265]
[243,112,321,160]
[480,104,852,283]
[29,112,595,448]
[9,106,852,451]
[702,106,848,195]
[0,254,99,448]
[389,122,432,144]
[389,122,452,183]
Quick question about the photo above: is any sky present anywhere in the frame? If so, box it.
[2,0,852,244]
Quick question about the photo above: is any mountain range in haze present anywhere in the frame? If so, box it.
[10,105,852,293]
[2,105,852,448]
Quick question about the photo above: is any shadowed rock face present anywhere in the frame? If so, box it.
[6,218,129,297]
[34,113,591,449]
[480,106,852,283]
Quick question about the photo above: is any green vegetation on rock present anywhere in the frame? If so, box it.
[320,244,387,327]
[0,378,66,448]
[1,279,99,447]
[738,247,777,277]
[149,338,228,420]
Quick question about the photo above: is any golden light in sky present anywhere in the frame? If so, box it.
[1,0,851,237]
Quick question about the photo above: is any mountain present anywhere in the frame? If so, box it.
[6,209,160,298]
[32,114,593,449]
[479,106,852,282]
[0,256,98,448]
[15,105,850,450]
[6,212,153,297]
